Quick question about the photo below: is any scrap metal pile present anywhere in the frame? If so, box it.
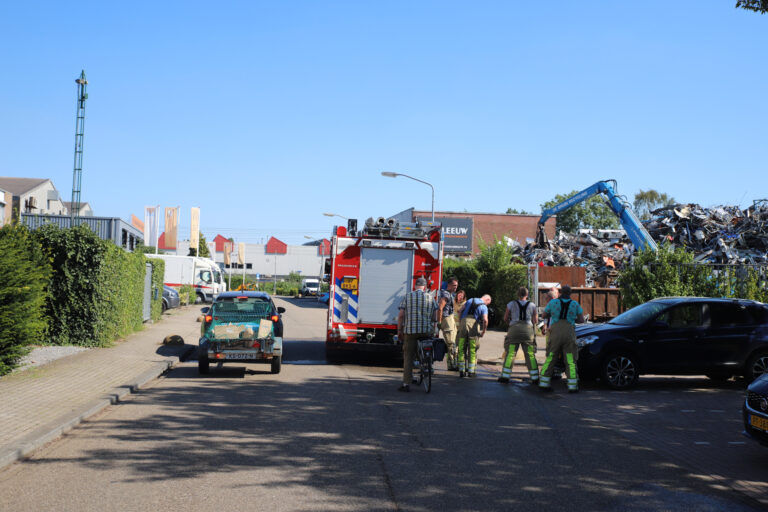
[520,201,768,287]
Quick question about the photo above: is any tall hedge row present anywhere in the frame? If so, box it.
[149,258,165,322]
[32,223,156,346]
[0,224,50,374]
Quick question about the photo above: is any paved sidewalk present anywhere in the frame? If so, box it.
[0,307,200,470]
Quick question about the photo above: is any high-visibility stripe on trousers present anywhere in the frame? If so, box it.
[500,322,539,382]
[539,319,578,391]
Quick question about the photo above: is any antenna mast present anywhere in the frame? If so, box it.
[71,70,88,224]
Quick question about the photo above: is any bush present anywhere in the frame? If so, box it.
[443,241,529,327]
[619,244,729,309]
[0,224,51,375]
[178,284,194,305]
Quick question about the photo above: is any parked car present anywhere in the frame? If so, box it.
[743,373,768,446]
[575,297,768,389]
[198,291,285,374]
[162,285,180,312]
[317,292,330,305]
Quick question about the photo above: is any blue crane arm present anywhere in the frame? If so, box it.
[538,180,658,252]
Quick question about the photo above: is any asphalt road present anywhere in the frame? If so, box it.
[0,297,766,511]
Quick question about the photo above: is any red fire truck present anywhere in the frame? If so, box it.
[325,216,443,355]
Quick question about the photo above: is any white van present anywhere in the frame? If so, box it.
[300,278,320,297]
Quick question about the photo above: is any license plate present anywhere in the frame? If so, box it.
[341,278,358,291]
[750,414,768,432]
[211,351,258,360]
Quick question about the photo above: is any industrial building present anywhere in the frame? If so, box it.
[388,208,556,255]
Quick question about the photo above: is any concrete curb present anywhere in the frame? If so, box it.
[0,347,193,471]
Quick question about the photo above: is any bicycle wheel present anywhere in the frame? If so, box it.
[416,351,424,385]
[423,354,433,393]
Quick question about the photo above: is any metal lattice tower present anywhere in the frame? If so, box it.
[70,70,88,224]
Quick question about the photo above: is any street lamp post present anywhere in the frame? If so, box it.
[381,172,435,222]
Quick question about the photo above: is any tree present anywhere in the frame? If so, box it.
[505,208,533,215]
[736,0,767,13]
[188,232,210,258]
[541,191,620,233]
[633,189,676,220]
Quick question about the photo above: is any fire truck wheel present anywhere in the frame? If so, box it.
[271,356,282,374]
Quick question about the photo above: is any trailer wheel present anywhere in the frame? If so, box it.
[271,355,282,374]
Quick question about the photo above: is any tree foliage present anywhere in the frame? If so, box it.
[443,240,528,327]
[0,224,51,375]
[736,0,767,13]
[633,189,676,220]
[541,191,620,233]
[188,232,210,258]
[505,208,533,215]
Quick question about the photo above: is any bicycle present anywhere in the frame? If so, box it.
[416,337,435,393]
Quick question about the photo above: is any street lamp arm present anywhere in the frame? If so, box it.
[381,172,435,223]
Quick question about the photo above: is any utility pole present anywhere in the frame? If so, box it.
[71,70,88,225]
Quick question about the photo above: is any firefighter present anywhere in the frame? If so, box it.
[437,277,459,370]
[456,294,491,378]
[498,287,539,384]
[539,285,584,393]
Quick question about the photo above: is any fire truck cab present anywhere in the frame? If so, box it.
[326,216,443,355]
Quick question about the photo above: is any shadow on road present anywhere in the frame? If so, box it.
[24,366,767,511]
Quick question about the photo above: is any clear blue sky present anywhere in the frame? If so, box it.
[1,2,765,244]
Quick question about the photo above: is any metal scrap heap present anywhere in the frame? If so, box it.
[644,201,768,264]
[521,201,768,286]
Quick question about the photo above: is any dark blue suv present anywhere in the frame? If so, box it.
[575,297,768,389]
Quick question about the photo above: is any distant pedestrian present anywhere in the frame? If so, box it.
[498,287,539,384]
[456,294,491,378]
[438,277,459,371]
[539,285,584,393]
[397,277,437,392]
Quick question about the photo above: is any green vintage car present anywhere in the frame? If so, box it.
[198,291,285,374]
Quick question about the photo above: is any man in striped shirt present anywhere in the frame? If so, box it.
[397,277,437,392]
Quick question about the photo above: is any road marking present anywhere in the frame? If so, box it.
[681,409,696,413]
[728,441,746,445]
[694,441,710,445]
[707,409,725,413]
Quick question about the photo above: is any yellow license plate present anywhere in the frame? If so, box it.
[750,414,768,432]
[341,278,358,291]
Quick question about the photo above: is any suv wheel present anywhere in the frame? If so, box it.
[745,351,768,383]
[601,352,639,390]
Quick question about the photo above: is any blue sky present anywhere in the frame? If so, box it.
[1,2,765,244]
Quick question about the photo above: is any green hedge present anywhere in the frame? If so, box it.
[148,258,165,321]
[620,244,768,308]
[0,224,51,375]
[33,224,148,347]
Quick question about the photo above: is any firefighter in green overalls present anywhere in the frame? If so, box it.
[456,294,491,378]
[539,285,584,393]
[498,287,539,384]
